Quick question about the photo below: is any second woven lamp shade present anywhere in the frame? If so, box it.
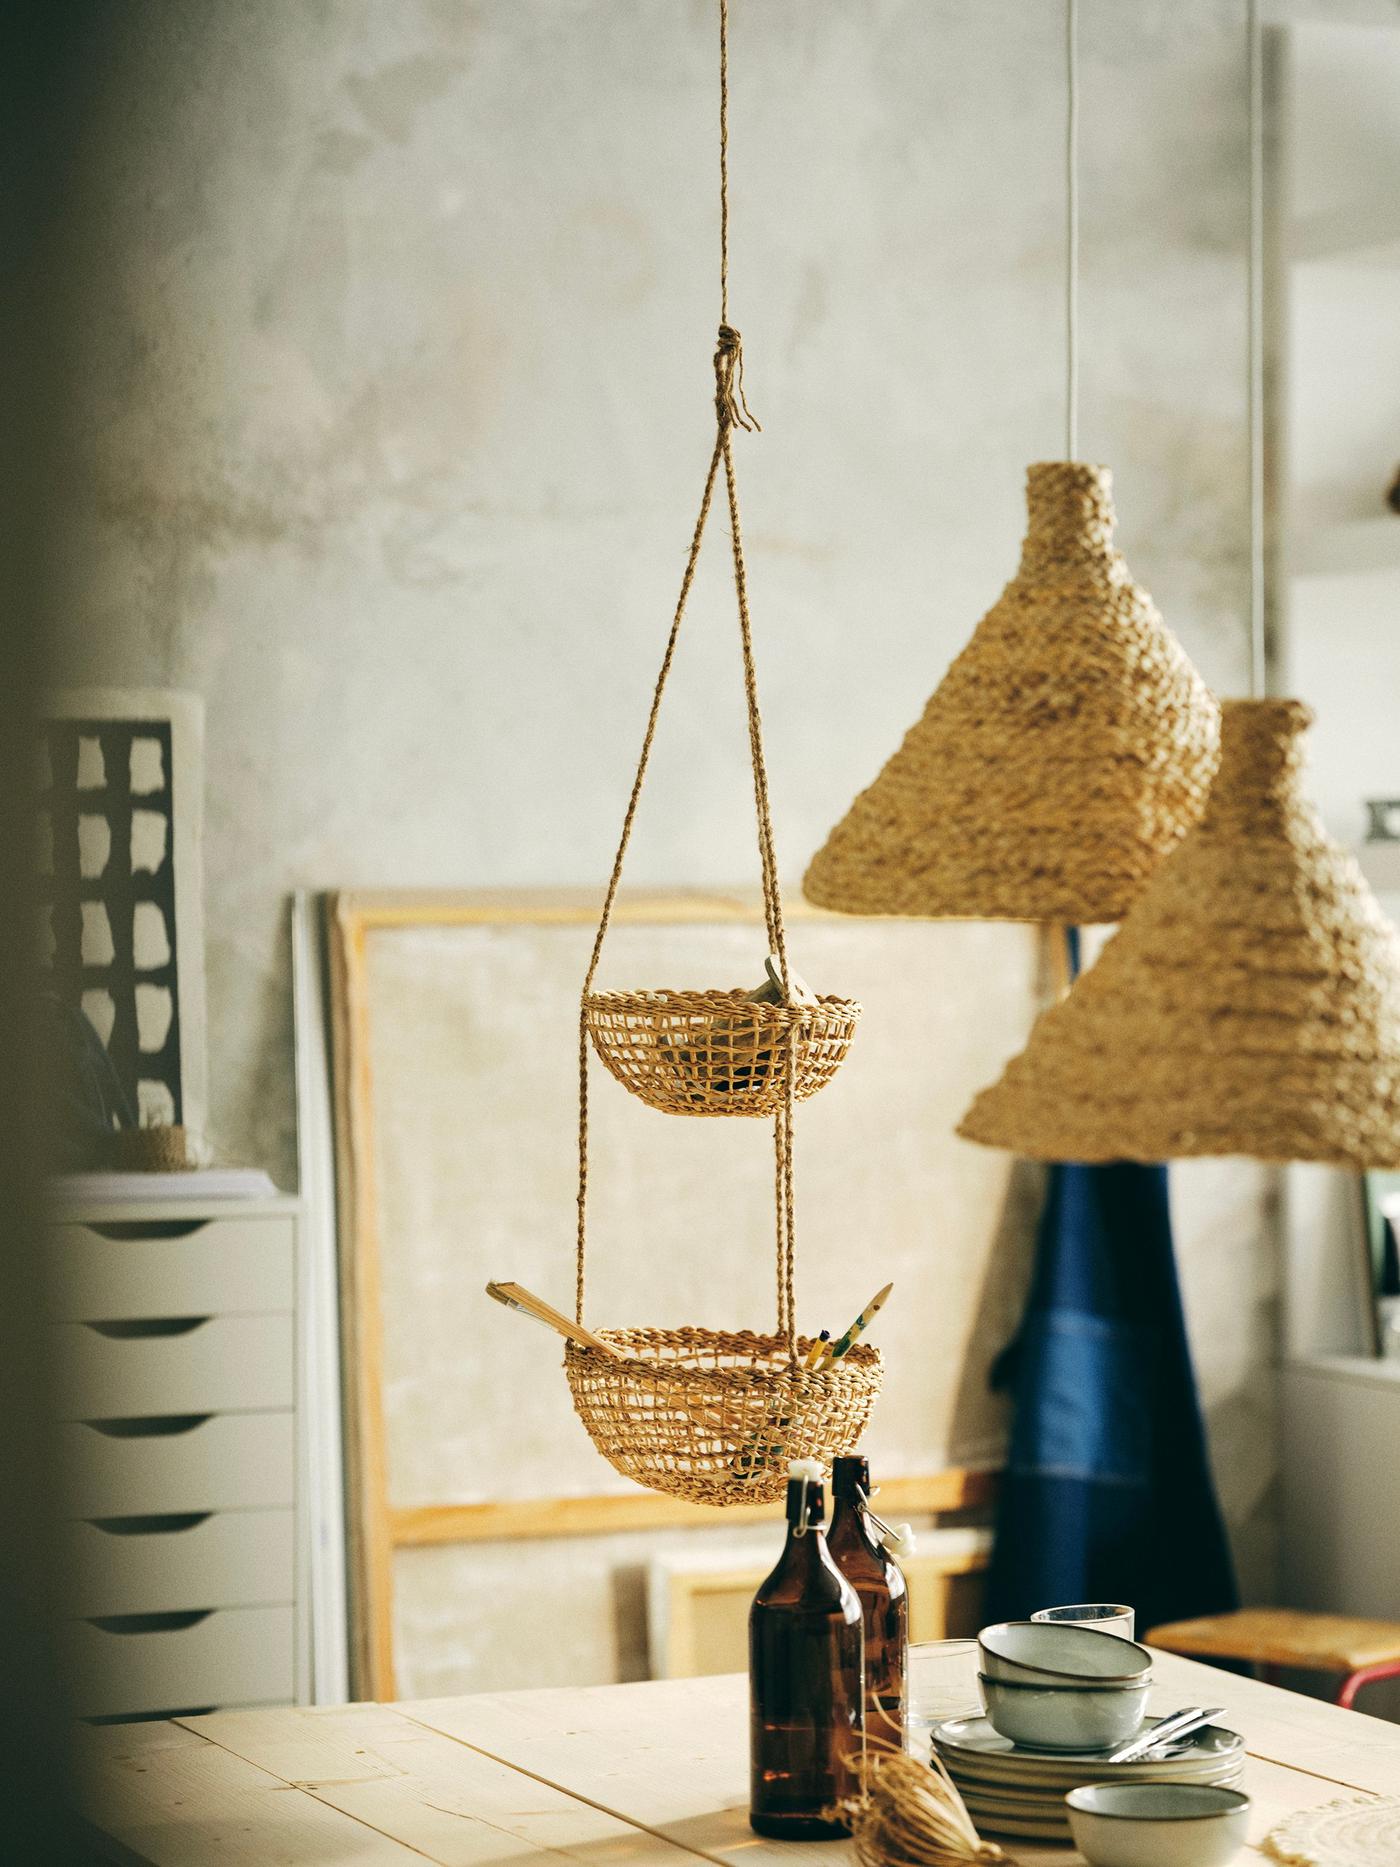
[804,462,1221,925]
[959,699,1400,1169]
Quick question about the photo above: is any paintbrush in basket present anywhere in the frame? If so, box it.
[485,1281,621,1357]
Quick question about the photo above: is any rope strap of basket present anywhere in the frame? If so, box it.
[576,0,800,1362]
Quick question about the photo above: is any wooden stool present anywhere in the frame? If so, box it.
[1148,1608,1400,1708]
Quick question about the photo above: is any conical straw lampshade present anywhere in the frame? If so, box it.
[959,699,1400,1168]
[803,463,1220,924]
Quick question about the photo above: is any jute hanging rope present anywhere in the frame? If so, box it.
[566,0,879,1505]
[958,700,1400,1168]
[803,462,1221,925]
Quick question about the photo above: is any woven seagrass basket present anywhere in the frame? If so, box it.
[564,1329,883,1504]
[584,987,860,1117]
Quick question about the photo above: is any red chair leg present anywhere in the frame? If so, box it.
[1336,1659,1400,1708]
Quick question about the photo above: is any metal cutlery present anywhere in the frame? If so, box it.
[1104,1705,1225,1764]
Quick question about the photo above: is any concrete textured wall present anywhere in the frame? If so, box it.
[46,0,1351,1604]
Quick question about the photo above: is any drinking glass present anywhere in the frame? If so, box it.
[904,1639,980,1753]
[1031,1602,1136,1641]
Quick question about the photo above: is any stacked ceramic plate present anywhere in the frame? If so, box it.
[932,1715,1247,1843]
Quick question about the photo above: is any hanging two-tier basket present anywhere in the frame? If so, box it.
[565,0,879,1505]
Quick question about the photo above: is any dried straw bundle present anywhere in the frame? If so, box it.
[831,1741,1006,1867]
[960,699,1400,1168]
[804,463,1219,926]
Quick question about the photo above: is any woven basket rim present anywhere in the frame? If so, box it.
[564,1330,881,1390]
[585,987,860,1014]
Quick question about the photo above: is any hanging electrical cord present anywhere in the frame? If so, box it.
[1246,0,1266,699]
[1065,0,1080,462]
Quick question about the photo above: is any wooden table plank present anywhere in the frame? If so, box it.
[403,1654,1400,1866]
[76,1720,430,1865]
[80,1651,1400,1867]
[405,1675,765,1865]
[1146,1655,1400,1794]
[175,1703,697,1867]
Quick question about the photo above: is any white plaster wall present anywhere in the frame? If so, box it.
[48,0,1291,1603]
[1276,20,1400,844]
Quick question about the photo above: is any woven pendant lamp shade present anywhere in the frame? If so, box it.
[803,463,1220,924]
[959,699,1400,1168]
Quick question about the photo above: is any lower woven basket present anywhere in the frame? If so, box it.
[584,989,861,1117]
[564,1328,883,1505]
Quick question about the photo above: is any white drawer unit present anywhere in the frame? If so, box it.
[46,1194,309,1721]
[48,1215,295,1321]
[60,1412,295,1518]
[64,1511,296,1618]
[52,1312,294,1421]
[64,1604,296,1719]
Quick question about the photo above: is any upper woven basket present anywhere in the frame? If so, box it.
[578,326,858,1117]
[959,699,1400,1168]
[804,462,1221,926]
[585,987,859,1118]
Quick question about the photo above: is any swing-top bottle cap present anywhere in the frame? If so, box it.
[785,1458,825,1531]
[830,1454,869,1498]
[881,1521,917,1557]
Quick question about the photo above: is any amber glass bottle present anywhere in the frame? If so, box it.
[749,1461,864,1838]
[827,1455,908,1743]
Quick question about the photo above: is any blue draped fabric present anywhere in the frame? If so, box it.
[983,933,1238,1632]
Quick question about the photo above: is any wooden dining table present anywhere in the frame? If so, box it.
[82,1648,1400,1864]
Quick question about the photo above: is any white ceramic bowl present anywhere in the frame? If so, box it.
[977,1672,1149,1752]
[1066,1783,1251,1866]
[979,1619,1152,1685]
[1033,1602,1135,1641]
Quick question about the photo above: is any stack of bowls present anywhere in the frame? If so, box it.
[978,1619,1154,1751]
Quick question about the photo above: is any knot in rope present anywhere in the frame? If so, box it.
[714,324,760,434]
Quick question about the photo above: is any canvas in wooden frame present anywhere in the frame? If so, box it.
[328,890,1039,1699]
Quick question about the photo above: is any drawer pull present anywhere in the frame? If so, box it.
[89,1512,211,1537]
[83,1317,210,1340]
[88,1610,213,1635]
[85,1220,211,1242]
[83,1414,212,1439]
